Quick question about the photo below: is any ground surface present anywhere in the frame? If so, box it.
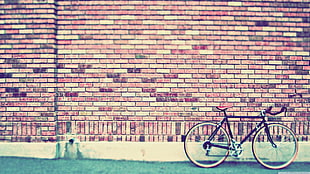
[0,157,309,174]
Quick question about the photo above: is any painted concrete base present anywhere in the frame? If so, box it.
[0,142,309,162]
[0,143,57,159]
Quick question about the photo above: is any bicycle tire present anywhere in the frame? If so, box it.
[252,123,298,169]
[184,122,230,168]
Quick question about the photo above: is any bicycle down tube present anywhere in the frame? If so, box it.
[203,118,229,150]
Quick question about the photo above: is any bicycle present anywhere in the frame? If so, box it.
[184,106,298,169]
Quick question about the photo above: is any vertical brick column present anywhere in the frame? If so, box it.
[0,0,56,142]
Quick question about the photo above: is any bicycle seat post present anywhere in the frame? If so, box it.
[216,106,232,117]
[223,109,228,118]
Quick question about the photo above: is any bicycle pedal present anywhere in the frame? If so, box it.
[230,149,243,158]
[231,154,243,158]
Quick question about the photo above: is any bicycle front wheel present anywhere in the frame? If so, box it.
[252,123,298,169]
[184,122,230,168]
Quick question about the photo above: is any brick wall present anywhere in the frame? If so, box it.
[0,0,56,142]
[0,0,309,142]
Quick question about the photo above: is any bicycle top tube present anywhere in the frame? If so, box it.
[226,115,263,119]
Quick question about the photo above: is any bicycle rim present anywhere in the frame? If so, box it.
[252,123,298,169]
[184,122,230,168]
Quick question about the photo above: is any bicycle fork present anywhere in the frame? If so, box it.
[264,125,278,148]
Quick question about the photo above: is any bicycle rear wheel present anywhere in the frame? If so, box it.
[184,122,230,168]
[252,123,298,169]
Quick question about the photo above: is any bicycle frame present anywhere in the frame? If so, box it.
[204,111,275,150]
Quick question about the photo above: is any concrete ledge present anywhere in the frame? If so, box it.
[0,143,57,159]
[0,142,309,162]
[58,142,188,161]
[59,141,309,162]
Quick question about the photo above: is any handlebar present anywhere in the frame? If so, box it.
[265,106,287,116]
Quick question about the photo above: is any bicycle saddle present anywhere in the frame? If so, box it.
[216,106,232,111]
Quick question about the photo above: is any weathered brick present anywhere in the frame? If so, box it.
[5,87,19,93]
[4,0,19,4]
[0,73,13,78]
[297,32,310,38]
[33,68,48,73]
[99,88,113,92]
